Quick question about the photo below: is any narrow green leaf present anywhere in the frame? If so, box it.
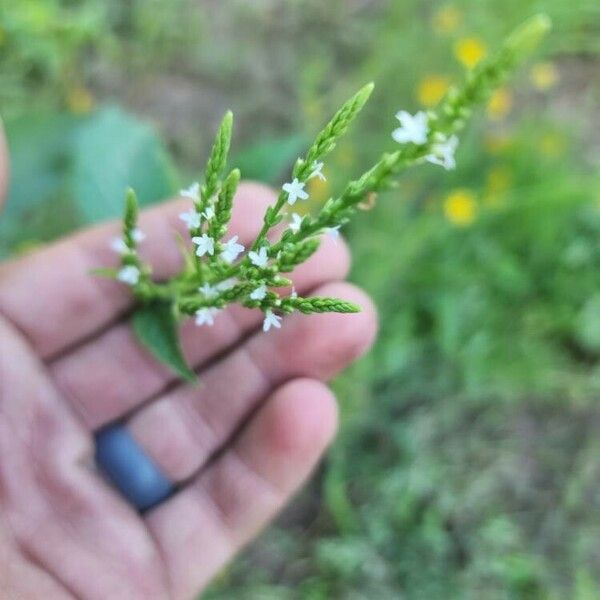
[132,302,197,383]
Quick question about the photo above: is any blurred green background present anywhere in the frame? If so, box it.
[1,1,600,598]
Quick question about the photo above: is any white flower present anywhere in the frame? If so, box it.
[111,228,145,253]
[195,307,220,327]
[117,265,140,286]
[250,284,268,301]
[282,178,309,205]
[425,134,459,171]
[290,286,298,299]
[110,238,128,254]
[192,234,215,257]
[132,228,145,243]
[248,246,269,268]
[309,161,326,181]
[199,283,218,299]
[216,277,237,291]
[289,212,302,234]
[392,110,429,145]
[203,205,215,221]
[180,182,200,202]
[326,225,341,239]
[179,209,202,230]
[263,309,282,332]
[220,235,245,263]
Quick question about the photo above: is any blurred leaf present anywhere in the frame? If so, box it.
[232,134,309,184]
[0,113,80,254]
[4,113,80,216]
[576,293,600,352]
[0,107,178,258]
[132,302,197,383]
[70,106,177,222]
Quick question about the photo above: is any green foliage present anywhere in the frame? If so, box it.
[132,301,197,383]
[232,135,310,184]
[109,18,548,381]
[3,1,600,598]
[0,107,177,257]
[71,106,177,223]
[0,0,107,116]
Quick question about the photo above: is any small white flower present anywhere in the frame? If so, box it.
[111,228,145,253]
[248,246,269,268]
[199,283,218,299]
[180,182,200,202]
[179,209,202,230]
[132,228,145,243]
[326,225,341,239]
[221,235,245,263]
[203,205,215,221]
[290,286,298,299]
[192,234,215,257]
[425,134,459,171]
[282,178,309,205]
[110,238,128,254]
[263,309,282,332]
[392,110,429,145]
[195,307,220,327]
[250,284,268,301]
[216,277,237,291]
[117,265,140,286]
[289,212,303,234]
[309,161,326,181]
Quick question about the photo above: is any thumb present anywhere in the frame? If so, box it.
[0,119,9,212]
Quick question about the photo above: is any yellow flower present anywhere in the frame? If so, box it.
[454,37,487,70]
[417,75,451,107]
[66,86,95,114]
[486,88,513,120]
[444,189,478,226]
[432,5,462,35]
[530,62,559,90]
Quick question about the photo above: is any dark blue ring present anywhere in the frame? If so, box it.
[95,424,175,512]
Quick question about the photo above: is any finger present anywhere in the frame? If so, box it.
[0,182,277,359]
[0,317,170,599]
[127,282,377,481]
[50,234,351,429]
[0,119,9,209]
[145,378,338,599]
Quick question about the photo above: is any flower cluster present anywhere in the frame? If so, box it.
[101,15,551,380]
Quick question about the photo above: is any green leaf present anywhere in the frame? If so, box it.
[0,107,179,258]
[232,134,309,184]
[0,113,82,256]
[71,105,178,223]
[132,302,197,383]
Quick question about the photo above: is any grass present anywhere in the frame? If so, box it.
[2,1,600,598]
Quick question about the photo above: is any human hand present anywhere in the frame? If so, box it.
[0,127,377,599]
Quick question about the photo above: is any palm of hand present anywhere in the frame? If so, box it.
[0,135,376,599]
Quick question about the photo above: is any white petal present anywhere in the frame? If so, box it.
[110,238,128,254]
